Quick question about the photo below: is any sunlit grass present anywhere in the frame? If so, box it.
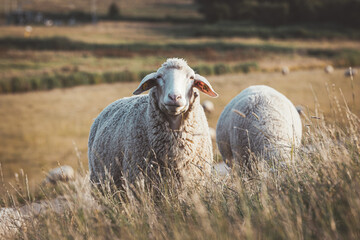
[1,92,359,239]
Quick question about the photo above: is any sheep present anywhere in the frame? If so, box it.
[202,100,215,114]
[0,208,23,237]
[281,66,290,75]
[216,85,302,167]
[324,65,334,74]
[213,162,231,177]
[344,67,357,77]
[43,165,75,184]
[209,127,216,140]
[88,58,218,188]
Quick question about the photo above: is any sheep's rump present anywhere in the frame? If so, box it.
[216,85,302,165]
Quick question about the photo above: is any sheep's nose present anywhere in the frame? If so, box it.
[168,93,182,102]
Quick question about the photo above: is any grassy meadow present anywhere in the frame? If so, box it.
[0,3,360,238]
[1,67,359,189]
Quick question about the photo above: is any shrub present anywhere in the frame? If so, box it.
[193,65,214,76]
[108,2,121,19]
[138,71,153,80]
[10,77,32,93]
[116,70,137,82]
[41,76,61,90]
[195,0,360,27]
[214,63,231,75]
[30,77,42,91]
[0,79,11,93]
[233,62,259,73]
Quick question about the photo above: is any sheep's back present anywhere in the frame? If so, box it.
[217,85,301,164]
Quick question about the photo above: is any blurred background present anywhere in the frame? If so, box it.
[0,0,359,193]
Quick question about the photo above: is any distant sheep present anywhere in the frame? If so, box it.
[202,100,215,114]
[281,66,290,75]
[216,85,302,167]
[344,67,357,77]
[0,208,23,237]
[88,58,218,188]
[325,65,334,74]
[209,127,216,140]
[43,165,75,184]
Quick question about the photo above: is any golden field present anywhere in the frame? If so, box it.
[0,68,359,191]
[0,9,360,237]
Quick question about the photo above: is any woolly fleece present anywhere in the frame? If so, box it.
[88,86,213,188]
[216,85,302,165]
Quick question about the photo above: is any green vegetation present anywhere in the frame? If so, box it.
[189,22,360,40]
[2,35,360,94]
[195,0,360,27]
[2,37,360,61]
[0,62,260,94]
[107,2,121,20]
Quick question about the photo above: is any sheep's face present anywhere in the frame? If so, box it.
[156,67,195,116]
[133,58,218,117]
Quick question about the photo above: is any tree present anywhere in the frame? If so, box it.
[108,2,120,19]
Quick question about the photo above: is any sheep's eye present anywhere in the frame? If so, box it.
[190,76,194,80]
[156,75,162,79]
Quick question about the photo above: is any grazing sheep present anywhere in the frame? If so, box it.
[202,100,215,114]
[281,66,290,75]
[325,65,334,74]
[88,58,218,188]
[344,67,357,77]
[0,197,68,237]
[43,165,75,184]
[216,85,302,167]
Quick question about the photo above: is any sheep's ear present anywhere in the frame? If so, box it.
[193,74,218,98]
[133,72,157,95]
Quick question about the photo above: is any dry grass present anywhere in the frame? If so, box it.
[0,94,359,239]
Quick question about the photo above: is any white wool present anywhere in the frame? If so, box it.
[88,58,216,188]
[216,85,302,166]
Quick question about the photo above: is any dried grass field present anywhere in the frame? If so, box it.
[0,17,359,239]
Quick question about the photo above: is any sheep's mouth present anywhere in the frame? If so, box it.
[164,104,186,115]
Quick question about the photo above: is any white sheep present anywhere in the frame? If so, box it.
[88,58,218,188]
[281,66,290,75]
[43,165,75,184]
[344,67,357,77]
[0,208,23,237]
[324,65,334,74]
[216,85,302,167]
[202,100,215,114]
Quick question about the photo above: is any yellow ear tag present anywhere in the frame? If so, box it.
[142,82,148,90]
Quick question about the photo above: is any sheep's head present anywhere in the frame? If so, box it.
[133,58,218,116]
